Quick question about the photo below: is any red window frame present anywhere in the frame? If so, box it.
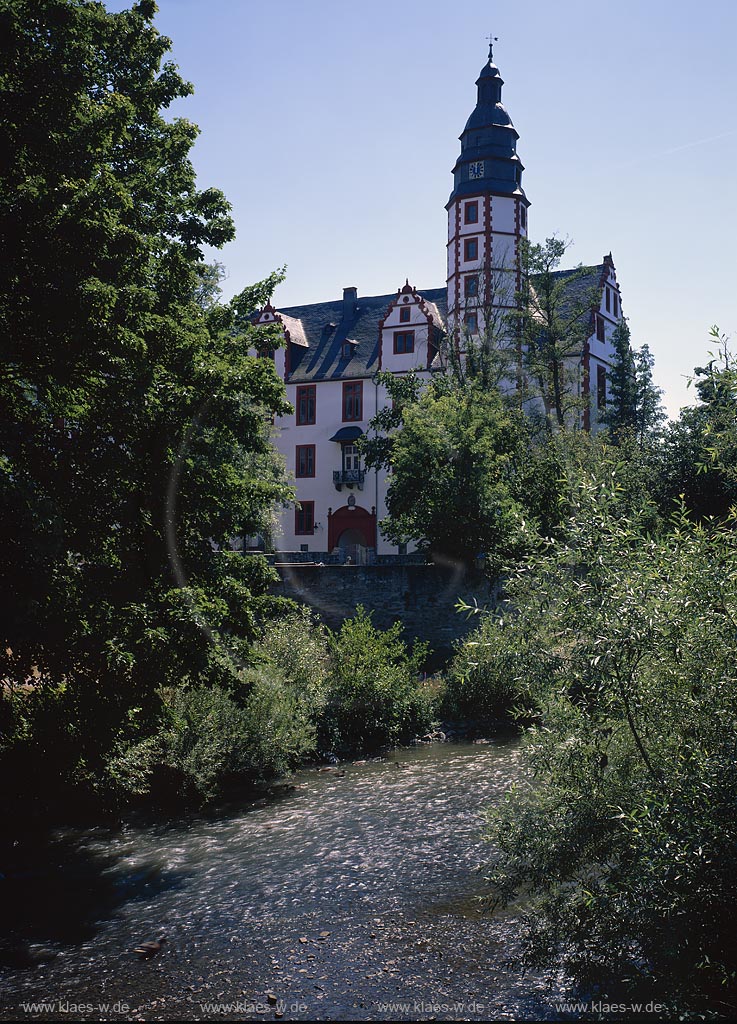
[342,381,363,422]
[393,331,415,354]
[295,501,315,535]
[605,287,611,312]
[296,384,316,425]
[596,315,605,342]
[399,305,411,323]
[464,275,479,298]
[613,292,619,317]
[464,237,478,261]
[464,313,478,333]
[296,444,315,478]
[464,201,479,224]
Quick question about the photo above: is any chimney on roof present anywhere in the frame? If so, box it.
[342,286,358,322]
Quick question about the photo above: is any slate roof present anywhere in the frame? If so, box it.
[266,269,605,384]
[544,265,606,323]
[277,287,448,384]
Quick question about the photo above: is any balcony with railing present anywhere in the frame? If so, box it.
[333,469,365,490]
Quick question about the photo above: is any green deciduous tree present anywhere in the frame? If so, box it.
[656,329,736,520]
[602,318,638,441]
[604,319,665,450]
[0,0,293,810]
[513,237,600,429]
[363,373,536,570]
[633,342,666,445]
[476,473,737,1014]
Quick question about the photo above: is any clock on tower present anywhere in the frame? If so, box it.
[468,161,484,179]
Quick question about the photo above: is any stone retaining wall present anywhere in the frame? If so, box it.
[271,563,497,654]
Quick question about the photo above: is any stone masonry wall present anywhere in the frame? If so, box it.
[271,563,496,655]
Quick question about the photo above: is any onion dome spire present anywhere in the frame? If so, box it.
[447,42,527,206]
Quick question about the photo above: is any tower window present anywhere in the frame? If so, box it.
[464,201,479,224]
[343,380,363,421]
[464,276,479,298]
[394,331,415,354]
[596,315,605,343]
[464,237,479,261]
[597,365,607,408]
[520,205,527,229]
[296,385,316,425]
[464,313,478,334]
[399,306,411,323]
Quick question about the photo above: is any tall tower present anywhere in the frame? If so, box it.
[447,43,529,340]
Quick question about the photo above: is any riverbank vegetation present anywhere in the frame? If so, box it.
[102,606,437,805]
[441,335,737,1016]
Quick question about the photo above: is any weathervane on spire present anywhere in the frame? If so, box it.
[486,33,498,60]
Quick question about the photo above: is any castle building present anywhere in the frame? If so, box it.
[251,46,623,562]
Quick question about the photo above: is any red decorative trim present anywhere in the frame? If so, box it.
[514,196,524,391]
[254,302,291,380]
[583,339,591,432]
[484,195,492,315]
[377,282,443,369]
[454,202,461,333]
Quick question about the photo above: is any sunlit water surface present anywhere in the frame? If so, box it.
[0,739,567,1020]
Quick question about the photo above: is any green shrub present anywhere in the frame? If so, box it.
[443,613,539,720]
[484,474,737,1015]
[321,606,437,752]
[252,606,330,719]
[108,666,316,803]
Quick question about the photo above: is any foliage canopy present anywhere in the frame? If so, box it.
[0,0,293,810]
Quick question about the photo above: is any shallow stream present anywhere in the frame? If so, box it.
[0,739,567,1020]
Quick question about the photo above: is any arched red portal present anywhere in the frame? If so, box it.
[328,504,376,552]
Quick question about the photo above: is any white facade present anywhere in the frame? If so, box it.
[248,49,623,562]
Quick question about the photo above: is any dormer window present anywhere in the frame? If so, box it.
[343,342,353,359]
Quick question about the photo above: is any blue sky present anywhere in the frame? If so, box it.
[123,0,736,416]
